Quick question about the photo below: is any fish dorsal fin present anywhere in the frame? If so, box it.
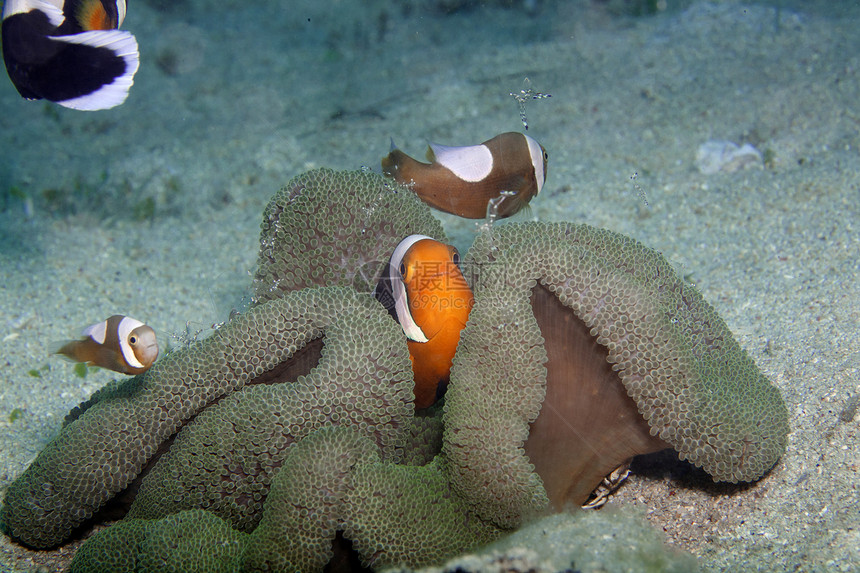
[81,319,108,344]
[428,142,493,183]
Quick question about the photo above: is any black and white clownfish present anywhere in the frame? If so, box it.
[56,315,158,374]
[1,0,139,110]
[374,235,474,409]
[381,132,548,219]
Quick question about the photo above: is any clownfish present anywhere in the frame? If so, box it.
[1,0,139,110]
[374,235,474,409]
[55,315,158,374]
[381,132,547,219]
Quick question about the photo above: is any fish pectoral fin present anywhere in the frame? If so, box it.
[420,315,470,342]
[502,173,529,191]
[94,347,131,373]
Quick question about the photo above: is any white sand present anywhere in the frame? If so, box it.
[1,1,857,571]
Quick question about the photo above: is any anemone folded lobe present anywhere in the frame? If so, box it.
[524,284,668,509]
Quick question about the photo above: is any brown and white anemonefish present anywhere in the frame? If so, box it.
[56,315,158,374]
[381,132,548,219]
[374,235,474,409]
[1,0,139,110]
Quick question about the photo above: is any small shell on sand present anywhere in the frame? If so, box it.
[695,140,763,174]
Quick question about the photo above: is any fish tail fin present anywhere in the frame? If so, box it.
[381,138,399,174]
[48,30,139,110]
[381,148,406,178]
[382,146,428,185]
[52,340,79,361]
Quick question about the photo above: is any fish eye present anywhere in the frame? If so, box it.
[129,336,137,345]
[452,252,460,266]
[543,151,549,161]
[399,262,407,278]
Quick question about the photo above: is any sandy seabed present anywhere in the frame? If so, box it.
[0,1,857,571]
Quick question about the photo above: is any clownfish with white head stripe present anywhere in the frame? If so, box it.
[1,0,139,110]
[381,132,547,219]
[56,315,158,374]
[374,235,474,409]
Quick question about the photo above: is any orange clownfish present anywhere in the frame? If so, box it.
[1,0,139,110]
[381,132,547,219]
[56,315,158,374]
[374,235,474,409]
